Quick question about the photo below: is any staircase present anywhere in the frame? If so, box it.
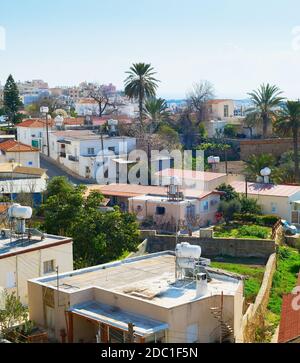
[210,307,234,343]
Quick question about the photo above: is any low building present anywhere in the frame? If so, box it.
[28,249,244,343]
[157,168,244,192]
[49,130,136,180]
[86,184,221,228]
[231,181,300,223]
[0,224,73,305]
[0,140,40,168]
[207,99,235,120]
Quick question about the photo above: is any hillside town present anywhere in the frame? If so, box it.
[0,1,300,351]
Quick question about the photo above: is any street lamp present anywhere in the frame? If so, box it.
[40,106,50,157]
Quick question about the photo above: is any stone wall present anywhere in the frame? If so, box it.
[240,138,293,161]
[236,253,277,343]
[146,234,276,260]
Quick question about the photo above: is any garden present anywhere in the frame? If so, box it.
[214,184,279,240]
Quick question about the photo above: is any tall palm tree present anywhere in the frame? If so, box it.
[124,63,159,131]
[143,97,170,133]
[247,83,284,139]
[274,101,300,183]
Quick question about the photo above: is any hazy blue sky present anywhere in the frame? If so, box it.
[1,0,300,98]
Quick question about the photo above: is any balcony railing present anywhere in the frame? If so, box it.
[68,155,79,162]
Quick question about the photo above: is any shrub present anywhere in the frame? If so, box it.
[236,225,271,239]
[239,196,262,215]
[224,124,237,138]
[218,199,241,223]
[234,213,258,224]
[258,215,280,227]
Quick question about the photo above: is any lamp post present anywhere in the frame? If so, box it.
[40,106,50,157]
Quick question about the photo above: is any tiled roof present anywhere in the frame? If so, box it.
[278,274,300,343]
[17,119,49,128]
[85,183,220,200]
[231,181,300,198]
[0,140,39,153]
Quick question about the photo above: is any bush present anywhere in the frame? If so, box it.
[224,124,237,138]
[259,215,280,227]
[237,225,271,239]
[216,183,239,202]
[218,199,241,223]
[234,213,279,227]
[239,196,262,215]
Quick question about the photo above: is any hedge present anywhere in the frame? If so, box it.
[234,213,280,227]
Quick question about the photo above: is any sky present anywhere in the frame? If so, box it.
[1,0,300,99]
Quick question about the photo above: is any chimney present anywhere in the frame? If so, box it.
[196,273,208,298]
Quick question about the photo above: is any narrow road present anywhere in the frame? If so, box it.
[40,155,95,185]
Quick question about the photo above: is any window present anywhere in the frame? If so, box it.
[87,147,95,155]
[224,105,229,118]
[108,147,115,153]
[271,203,277,214]
[43,260,55,274]
[202,201,209,212]
[6,272,16,288]
[156,207,166,215]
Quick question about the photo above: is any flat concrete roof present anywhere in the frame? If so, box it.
[70,301,169,336]
[130,194,196,204]
[0,234,72,259]
[37,252,241,308]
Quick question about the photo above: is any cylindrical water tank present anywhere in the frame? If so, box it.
[175,242,202,259]
[176,258,196,269]
[8,204,33,219]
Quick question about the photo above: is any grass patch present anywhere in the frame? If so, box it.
[211,261,265,304]
[214,223,272,240]
[267,246,300,317]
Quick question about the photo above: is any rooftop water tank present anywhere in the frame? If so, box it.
[176,242,202,259]
[8,204,33,220]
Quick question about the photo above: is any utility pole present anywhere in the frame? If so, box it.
[128,323,135,343]
[40,106,50,157]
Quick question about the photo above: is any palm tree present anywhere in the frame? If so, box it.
[247,84,284,138]
[244,153,278,182]
[274,101,300,183]
[124,63,159,131]
[143,97,170,133]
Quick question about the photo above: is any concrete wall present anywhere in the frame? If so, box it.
[236,253,277,343]
[146,234,275,260]
[0,151,40,168]
[240,138,293,161]
[1,242,73,305]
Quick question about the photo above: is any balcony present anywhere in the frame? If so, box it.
[68,155,79,162]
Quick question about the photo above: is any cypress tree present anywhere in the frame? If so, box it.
[3,74,23,125]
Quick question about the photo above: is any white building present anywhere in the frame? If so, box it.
[49,130,136,180]
[0,140,40,168]
[0,205,73,305]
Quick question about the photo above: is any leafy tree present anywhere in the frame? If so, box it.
[216,183,238,202]
[218,199,241,224]
[41,177,140,267]
[243,112,259,139]
[223,124,237,138]
[156,124,181,150]
[124,63,159,131]
[247,83,284,139]
[3,75,23,126]
[0,291,28,339]
[274,101,300,183]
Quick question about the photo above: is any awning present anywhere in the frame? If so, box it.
[69,301,168,337]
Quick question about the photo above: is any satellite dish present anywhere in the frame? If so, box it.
[260,167,271,177]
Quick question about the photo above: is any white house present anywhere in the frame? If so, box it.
[0,140,40,168]
[49,130,136,180]
[231,181,300,224]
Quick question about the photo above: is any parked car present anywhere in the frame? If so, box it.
[281,220,298,236]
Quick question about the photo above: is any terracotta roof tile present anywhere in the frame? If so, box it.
[0,140,39,153]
